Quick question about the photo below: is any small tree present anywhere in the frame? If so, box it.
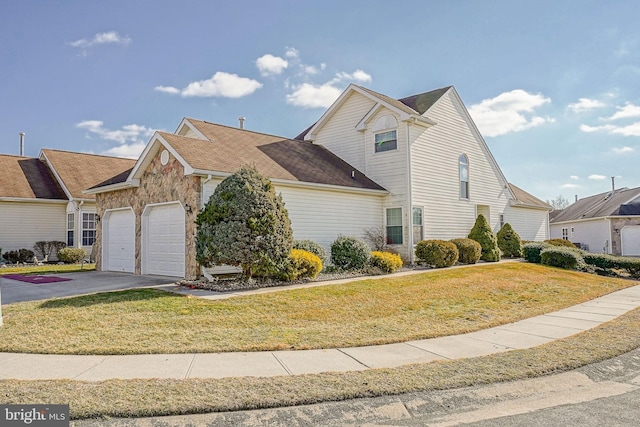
[496,223,523,257]
[468,214,501,262]
[195,165,293,279]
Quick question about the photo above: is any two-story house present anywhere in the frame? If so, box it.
[87,84,551,279]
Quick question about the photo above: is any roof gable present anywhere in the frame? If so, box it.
[0,154,66,200]
[41,149,136,200]
[509,183,552,210]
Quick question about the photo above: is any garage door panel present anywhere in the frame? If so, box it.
[106,210,135,273]
[621,226,640,256]
[144,204,185,277]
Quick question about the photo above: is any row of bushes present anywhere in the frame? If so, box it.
[1,244,87,265]
[523,242,640,278]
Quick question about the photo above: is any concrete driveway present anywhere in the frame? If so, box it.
[0,271,179,304]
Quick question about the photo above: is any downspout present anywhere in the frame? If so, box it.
[199,175,214,280]
[406,121,414,264]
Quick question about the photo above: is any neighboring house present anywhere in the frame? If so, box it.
[550,186,640,256]
[87,84,550,279]
[0,150,135,259]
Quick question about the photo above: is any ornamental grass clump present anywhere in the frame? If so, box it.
[370,251,403,273]
[330,235,371,270]
[450,238,482,264]
[415,240,459,268]
[468,214,501,262]
[497,223,523,257]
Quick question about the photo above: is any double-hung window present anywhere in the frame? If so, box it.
[375,130,397,153]
[386,208,403,245]
[82,213,97,246]
[562,228,569,240]
[67,213,75,247]
[459,154,469,199]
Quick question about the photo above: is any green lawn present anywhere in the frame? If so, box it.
[0,262,635,354]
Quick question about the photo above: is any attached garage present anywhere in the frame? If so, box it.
[142,202,186,277]
[103,209,135,273]
[621,226,640,256]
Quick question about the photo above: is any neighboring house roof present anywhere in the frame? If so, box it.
[0,154,66,200]
[550,186,640,223]
[40,149,136,201]
[509,183,553,210]
[90,119,385,193]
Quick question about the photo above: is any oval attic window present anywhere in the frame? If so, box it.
[160,149,169,165]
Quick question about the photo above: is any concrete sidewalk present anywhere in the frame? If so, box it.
[1,284,638,381]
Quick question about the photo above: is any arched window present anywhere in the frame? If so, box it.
[459,154,469,199]
[373,115,398,153]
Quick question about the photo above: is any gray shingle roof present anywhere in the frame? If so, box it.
[550,187,640,223]
[0,154,66,200]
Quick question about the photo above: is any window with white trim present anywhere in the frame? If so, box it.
[499,213,505,229]
[82,212,97,246]
[375,130,397,153]
[412,207,423,244]
[562,227,569,240]
[67,213,74,247]
[386,208,403,245]
[459,154,469,199]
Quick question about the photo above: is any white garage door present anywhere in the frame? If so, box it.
[144,203,185,277]
[105,209,135,273]
[621,226,640,256]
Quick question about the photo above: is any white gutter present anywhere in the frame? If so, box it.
[0,197,67,204]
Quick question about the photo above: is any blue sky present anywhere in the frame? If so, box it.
[1,1,638,203]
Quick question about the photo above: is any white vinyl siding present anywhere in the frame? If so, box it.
[203,179,384,255]
[504,205,549,241]
[409,89,511,240]
[550,219,612,254]
[0,201,66,253]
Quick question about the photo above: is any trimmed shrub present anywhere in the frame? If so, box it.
[57,247,87,264]
[370,251,403,273]
[330,235,371,270]
[415,239,459,268]
[292,240,327,265]
[3,249,35,264]
[279,249,323,281]
[196,165,293,278]
[540,247,585,270]
[450,238,482,264]
[496,223,523,257]
[544,239,577,248]
[523,242,554,263]
[468,214,501,262]
[582,253,618,269]
[618,257,640,279]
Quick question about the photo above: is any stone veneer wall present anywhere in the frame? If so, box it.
[610,217,640,256]
[95,151,201,279]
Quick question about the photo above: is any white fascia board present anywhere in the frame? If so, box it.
[550,216,616,226]
[0,197,67,204]
[509,201,553,211]
[355,104,436,132]
[130,133,194,180]
[175,118,209,140]
[38,150,73,201]
[83,180,138,195]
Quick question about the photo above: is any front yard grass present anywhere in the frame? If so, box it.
[0,263,635,355]
[0,263,96,275]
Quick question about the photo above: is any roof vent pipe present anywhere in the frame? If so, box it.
[238,117,245,130]
[611,176,615,195]
[19,132,25,156]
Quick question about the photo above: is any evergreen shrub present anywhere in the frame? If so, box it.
[544,239,577,248]
[523,242,554,263]
[330,235,371,270]
[540,247,585,270]
[370,251,403,273]
[450,238,482,264]
[57,248,87,264]
[468,214,501,262]
[415,239,459,268]
[496,223,523,257]
[292,240,327,265]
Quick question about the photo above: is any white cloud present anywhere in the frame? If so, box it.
[613,146,634,154]
[285,47,300,59]
[588,174,607,180]
[154,85,180,94]
[335,70,372,83]
[561,183,580,189]
[570,175,579,180]
[607,103,640,121]
[567,98,606,113]
[580,122,640,136]
[181,72,263,98]
[76,120,155,158]
[468,89,553,137]
[286,82,343,108]
[256,54,289,76]
[68,31,131,52]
